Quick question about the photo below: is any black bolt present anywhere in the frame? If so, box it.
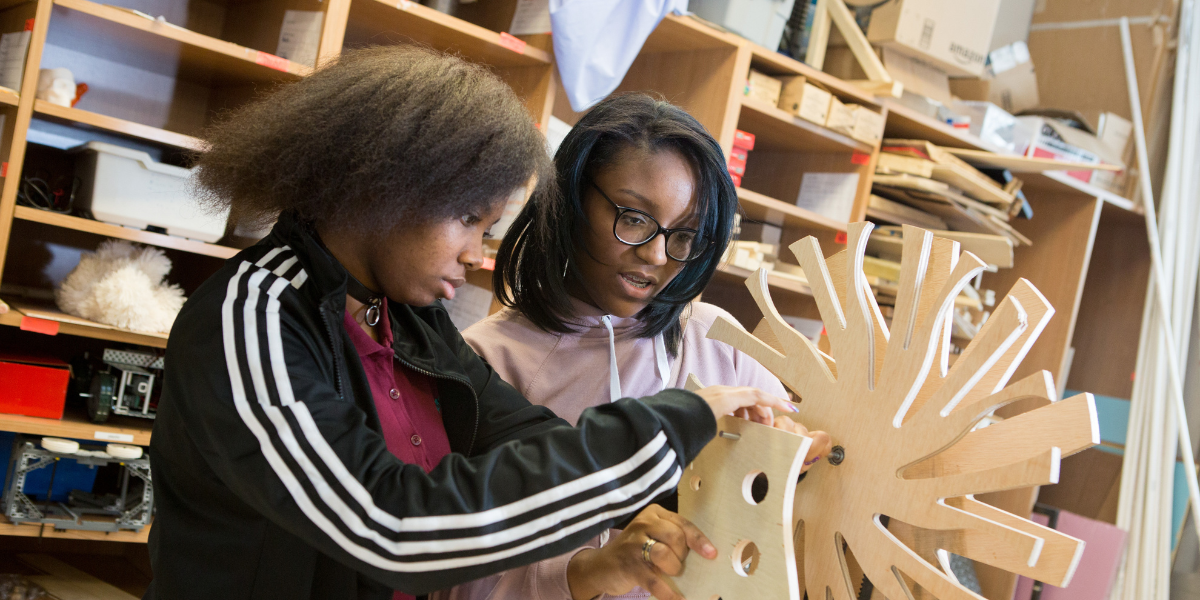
[828,446,845,466]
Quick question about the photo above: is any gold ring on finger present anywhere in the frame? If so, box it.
[642,538,658,564]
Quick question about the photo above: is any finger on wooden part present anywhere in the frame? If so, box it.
[648,535,686,575]
[927,447,1061,499]
[658,510,716,559]
[946,496,1086,587]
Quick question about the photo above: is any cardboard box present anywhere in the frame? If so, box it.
[866,0,1003,76]
[950,42,1040,113]
[778,76,832,125]
[0,354,71,419]
[849,106,885,145]
[745,69,783,106]
[821,46,953,106]
[825,96,855,136]
[1016,116,1125,184]
[989,0,1036,51]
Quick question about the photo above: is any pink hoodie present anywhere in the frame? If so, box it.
[433,298,786,600]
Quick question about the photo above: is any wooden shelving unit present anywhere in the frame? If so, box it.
[33,101,203,150]
[735,186,847,233]
[0,407,153,446]
[52,0,309,80]
[14,207,237,258]
[738,98,873,154]
[1,302,169,348]
[0,517,151,543]
[0,4,1161,598]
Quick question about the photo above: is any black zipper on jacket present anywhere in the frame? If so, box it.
[393,354,481,457]
[320,309,346,400]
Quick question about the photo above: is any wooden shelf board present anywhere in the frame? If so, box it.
[715,264,813,297]
[2,301,169,348]
[15,207,237,259]
[642,14,741,53]
[747,47,877,106]
[881,99,1137,210]
[0,86,17,106]
[0,516,151,543]
[344,0,551,67]
[736,186,848,233]
[0,407,153,446]
[33,101,203,151]
[52,0,307,86]
[739,98,872,154]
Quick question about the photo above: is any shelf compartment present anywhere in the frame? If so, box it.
[715,263,813,297]
[14,207,238,259]
[344,0,552,67]
[746,46,877,106]
[0,516,151,542]
[50,0,309,84]
[2,301,169,348]
[736,186,848,233]
[33,100,204,151]
[881,99,1136,210]
[0,407,152,446]
[739,98,873,154]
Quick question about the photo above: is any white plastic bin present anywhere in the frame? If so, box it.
[689,0,796,51]
[73,142,228,243]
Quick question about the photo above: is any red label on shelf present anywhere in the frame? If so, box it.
[24,18,33,31]
[482,257,496,271]
[1,162,8,178]
[851,151,870,165]
[834,231,848,244]
[255,52,291,72]
[499,32,527,54]
[20,316,58,336]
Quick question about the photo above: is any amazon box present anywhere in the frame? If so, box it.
[867,0,1002,76]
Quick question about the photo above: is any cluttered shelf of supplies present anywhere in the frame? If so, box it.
[50,0,310,81]
[33,100,204,151]
[738,97,873,154]
[0,406,152,447]
[341,0,552,67]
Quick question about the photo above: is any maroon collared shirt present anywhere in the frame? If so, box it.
[342,301,452,600]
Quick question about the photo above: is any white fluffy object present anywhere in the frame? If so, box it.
[56,240,186,334]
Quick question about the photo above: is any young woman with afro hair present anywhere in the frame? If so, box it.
[145,45,796,600]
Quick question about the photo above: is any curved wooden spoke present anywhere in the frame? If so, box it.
[946,497,1085,587]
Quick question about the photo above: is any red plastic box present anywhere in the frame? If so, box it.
[733,129,755,151]
[0,353,70,419]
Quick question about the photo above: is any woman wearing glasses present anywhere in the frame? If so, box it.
[447,94,833,600]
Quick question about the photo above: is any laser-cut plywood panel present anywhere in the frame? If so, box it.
[678,223,1100,600]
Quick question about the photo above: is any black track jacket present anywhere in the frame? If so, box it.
[144,212,716,599]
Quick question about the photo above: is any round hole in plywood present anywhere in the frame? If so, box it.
[731,540,760,577]
[690,475,702,491]
[741,471,768,505]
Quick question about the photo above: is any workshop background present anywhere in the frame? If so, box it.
[0,0,1196,599]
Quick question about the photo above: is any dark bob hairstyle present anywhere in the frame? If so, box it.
[494,93,737,353]
[192,45,552,235]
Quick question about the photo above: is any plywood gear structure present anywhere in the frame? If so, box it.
[676,223,1101,600]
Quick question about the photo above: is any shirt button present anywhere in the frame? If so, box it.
[389,389,400,399]
[410,434,422,446]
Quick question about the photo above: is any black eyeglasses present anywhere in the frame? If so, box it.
[592,183,710,262]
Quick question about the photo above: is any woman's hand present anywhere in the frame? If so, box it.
[695,385,796,425]
[770,416,833,473]
[566,505,715,600]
